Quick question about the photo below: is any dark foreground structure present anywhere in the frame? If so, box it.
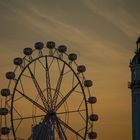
[129,36,140,140]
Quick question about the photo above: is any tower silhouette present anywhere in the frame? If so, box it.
[129,36,140,140]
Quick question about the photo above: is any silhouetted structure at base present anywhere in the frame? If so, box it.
[129,36,140,140]
[31,111,66,140]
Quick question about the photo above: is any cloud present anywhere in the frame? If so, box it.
[82,0,140,38]
[0,0,131,77]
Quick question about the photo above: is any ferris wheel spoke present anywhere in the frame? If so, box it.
[15,89,47,113]
[13,114,46,121]
[58,118,84,139]
[55,117,68,140]
[48,57,55,69]
[79,111,86,122]
[77,126,86,133]
[37,59,46,70]
[78,98,84,110]
[45,56,52,109]
[27,66,49,110]
[56,109,86,115]
[15,118,23,133]
[56,59,61,73]
[55,82,80,111]
[53,63,65,108]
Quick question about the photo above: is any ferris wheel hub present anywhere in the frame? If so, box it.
[47,110,56,117]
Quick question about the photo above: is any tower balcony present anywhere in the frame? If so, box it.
[128,81,140,88]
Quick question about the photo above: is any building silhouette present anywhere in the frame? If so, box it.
[129,36,140,140]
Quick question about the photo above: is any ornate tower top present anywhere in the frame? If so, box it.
[136,36,140,47]
[135,36,140,54]
[130,37,140,66]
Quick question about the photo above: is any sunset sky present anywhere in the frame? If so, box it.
[0,0,140,139]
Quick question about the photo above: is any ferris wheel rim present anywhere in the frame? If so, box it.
[10,54,89,139]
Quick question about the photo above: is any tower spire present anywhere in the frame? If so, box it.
[136,36,140,53]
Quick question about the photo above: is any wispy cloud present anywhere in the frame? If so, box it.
[82,0,140,38]
[0,0,132,59]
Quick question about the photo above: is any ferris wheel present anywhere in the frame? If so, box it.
[0,41,98,140]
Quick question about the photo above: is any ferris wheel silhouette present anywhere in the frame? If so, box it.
[0,41,98,140]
